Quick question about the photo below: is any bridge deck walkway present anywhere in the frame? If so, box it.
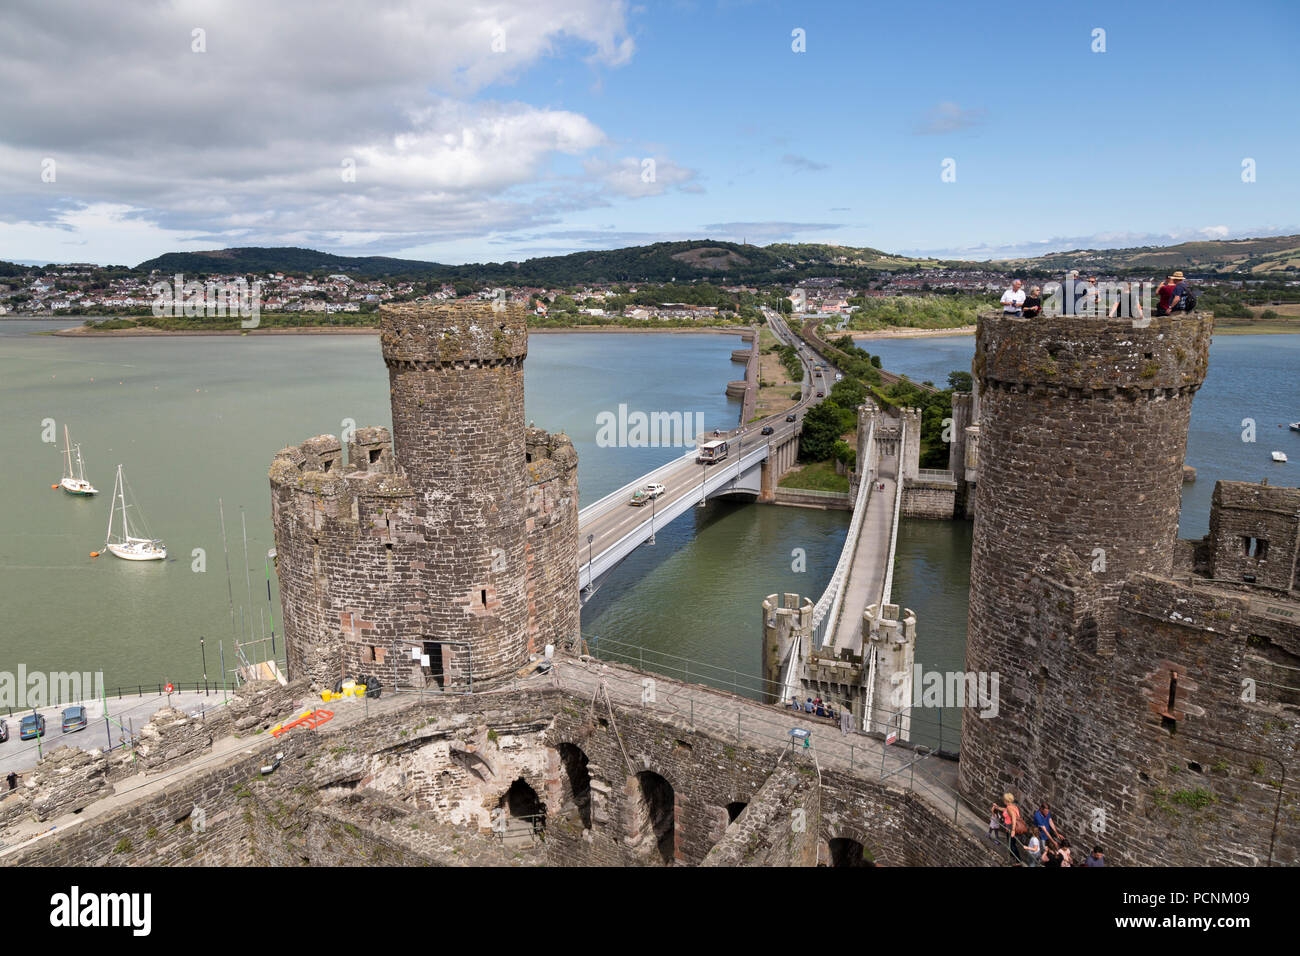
[828,453,899,656]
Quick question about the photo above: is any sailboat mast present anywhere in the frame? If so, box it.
[118,467,132,539]
[63,425,73,478]
[105,466,121,547]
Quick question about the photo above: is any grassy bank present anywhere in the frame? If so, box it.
[778,461,850,493]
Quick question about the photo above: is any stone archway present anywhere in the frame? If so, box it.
[627,771,676,865]
[556,742,592,830]
[821,836,877,867]
[497,777,546,847]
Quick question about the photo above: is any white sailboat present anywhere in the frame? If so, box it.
[57,425,98,496]
[100,465,166,561]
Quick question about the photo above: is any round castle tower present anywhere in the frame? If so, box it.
[381,300,532,684]
[959,310,1212,803]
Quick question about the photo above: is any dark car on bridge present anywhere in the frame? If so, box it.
[61,706,88,735]
[19,714,45,741]
[785,414,797,422]
[816,391,824,398]
[760,425,774,435]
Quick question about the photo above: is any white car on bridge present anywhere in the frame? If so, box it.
[629,482,666,506]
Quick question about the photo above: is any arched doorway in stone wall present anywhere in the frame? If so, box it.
[557,742,592,830]
[497,778,546,848]
[820,836,877,867]
[628,771,675,865]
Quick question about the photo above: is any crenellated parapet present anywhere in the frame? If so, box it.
[380,300,528,368]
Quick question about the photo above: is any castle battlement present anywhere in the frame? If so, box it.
[974,311,1213,394]
[380,300,528,367]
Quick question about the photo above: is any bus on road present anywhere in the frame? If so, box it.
[697,439,730,464]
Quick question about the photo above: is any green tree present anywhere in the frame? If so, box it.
[799,401,855,462]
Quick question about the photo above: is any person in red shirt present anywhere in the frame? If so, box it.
[1156,276,1176,316]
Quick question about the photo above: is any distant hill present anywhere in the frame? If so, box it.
[125,234,1300,285]
[135,246,440,278]
[986,235,1300,276]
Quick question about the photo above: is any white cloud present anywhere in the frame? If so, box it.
[0,0,655,263]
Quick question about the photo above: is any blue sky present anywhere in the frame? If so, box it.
[1,0,1297,265]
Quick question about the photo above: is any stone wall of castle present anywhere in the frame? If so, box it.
[270,303,579,690]
[960,310,1299,866]
[1010,550,1299,866]
[269,428,421,689]
[381,302,531,685]
[2,669,1000,869]
[962,312,1213,807]
[524,427,580,655]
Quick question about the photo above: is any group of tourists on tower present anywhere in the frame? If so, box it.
[999,269,1195,320]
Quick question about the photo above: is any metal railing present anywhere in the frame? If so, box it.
[880,428,905,607]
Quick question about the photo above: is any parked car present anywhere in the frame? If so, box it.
[0,718,8,743]
[19,713,46,741]
[816,391,825,398]
[61,706,88,735]
[760,425,774,435]
[785,414,797,422]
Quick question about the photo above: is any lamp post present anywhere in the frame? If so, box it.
[585,534,594,591]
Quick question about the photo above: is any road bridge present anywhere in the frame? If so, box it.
[576,307,825,601]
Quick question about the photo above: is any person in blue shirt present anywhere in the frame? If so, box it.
[1085,846,1106,867]
[1033,802,1062,847]
[1169,271,1191,311]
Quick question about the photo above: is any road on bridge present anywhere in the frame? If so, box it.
[576,308,838,594]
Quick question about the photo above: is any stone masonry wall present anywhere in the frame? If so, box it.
[961,311,1212,807]
[524,427,580,655]
[3,673,999,868]
[381,301,531,685]
[1009,561,1298,866]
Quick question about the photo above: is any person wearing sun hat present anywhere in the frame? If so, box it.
[1169,271,1193,312]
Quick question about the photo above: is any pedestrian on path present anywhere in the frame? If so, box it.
[839,708,853,735]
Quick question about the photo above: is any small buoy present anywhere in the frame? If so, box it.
[51,484,58,490]
[90,551,100,558]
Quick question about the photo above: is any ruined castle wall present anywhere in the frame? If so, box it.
[381,302,531,684]
[4,672,1001,869]
[524,428,580,655]
[701,760,820,866]
[961,312,1213,806]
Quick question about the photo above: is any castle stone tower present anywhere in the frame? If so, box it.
[380,301,532,684]
[960,311,1212,803]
